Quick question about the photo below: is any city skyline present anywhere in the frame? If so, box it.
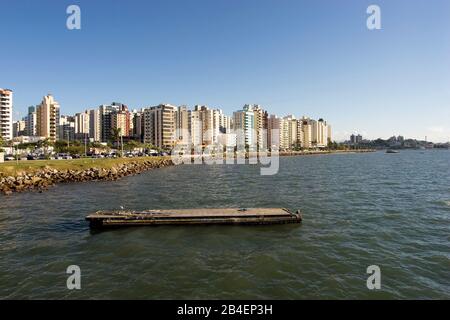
[2,0,450,142]
[6,90,332,151]
[5,89,449,144]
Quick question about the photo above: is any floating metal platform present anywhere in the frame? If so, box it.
[86,208,302,228]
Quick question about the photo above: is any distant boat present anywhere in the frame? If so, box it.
[386,149,399,154]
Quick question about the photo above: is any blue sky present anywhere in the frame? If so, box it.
[1,0,449,141]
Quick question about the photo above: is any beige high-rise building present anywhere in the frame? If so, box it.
[89,109,101,142]
[327,124,332,144]
[267,114,282,150]
[36,94,60,142]
[143,104,176,149]
[13,120,26,137]
[111,108,131,138]
[190,105,222,146]
[175,106,189,144]
[300,117,313,149]
[193,105,214,145]
[281,115,300,150]
[312,118,330,148]
[0,88,13,141]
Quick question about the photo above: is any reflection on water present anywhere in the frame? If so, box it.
[0,150,449,299]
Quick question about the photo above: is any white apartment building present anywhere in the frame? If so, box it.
[188,109,202,146]
[74,110,90,139]
[0,88,13,141]
[244,104,268,149]
[25,106,37,136]
[58,115,75,142]
[233,107,255,148]
[219,112,232,134]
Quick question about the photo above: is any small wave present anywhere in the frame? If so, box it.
[444,201,450,207]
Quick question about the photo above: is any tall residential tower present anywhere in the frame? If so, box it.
[36,94,60,142]
[0,88,13,141]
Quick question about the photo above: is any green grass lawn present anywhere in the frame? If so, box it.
[0,156,167,177]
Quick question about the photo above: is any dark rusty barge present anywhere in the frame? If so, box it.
[86,208,302,228]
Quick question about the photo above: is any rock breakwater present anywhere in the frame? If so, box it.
[0,158,173,195]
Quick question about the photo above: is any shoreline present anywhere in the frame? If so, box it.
[278,149,375,157]
[0,149,374,195]
[0,157,173,195]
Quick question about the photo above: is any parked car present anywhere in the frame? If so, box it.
[92,154,104,158]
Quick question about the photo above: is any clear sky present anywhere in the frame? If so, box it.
[1,0,449,141]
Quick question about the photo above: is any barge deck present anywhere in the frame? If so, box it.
[86,208,302,228]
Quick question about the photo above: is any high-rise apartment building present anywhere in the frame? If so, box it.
[89,109,101,142]
[0,88,13,141]
[267,114,282,150]
[233,106,255,148]
[25,106,37,136]
[74,110,90,140]
[36,94,60,142]
[244,104,268,149]
[312,118,330,148]
[188,105,230,146]
[300,117,313,149]
[143,104,176,149]
[111,105,132,138]
[188,109,202,146]
[194,105,215,145]
[175,106,189,144]
[218,112,232,134]
[58,115,75,142]
[13,120,26,137]
[99,103,121,142]
[281,115,301,150]
[131,110,144,142]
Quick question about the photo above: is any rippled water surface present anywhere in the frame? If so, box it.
[0,150,449,299]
